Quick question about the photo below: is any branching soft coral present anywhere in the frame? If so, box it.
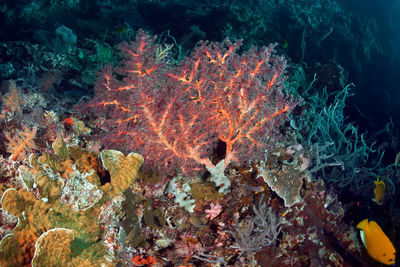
[85,30,295,176]
[5,125,37,161]
[2,80,24,116]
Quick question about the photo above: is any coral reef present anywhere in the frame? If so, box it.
[0,135,143,266]
[1,3,397,263]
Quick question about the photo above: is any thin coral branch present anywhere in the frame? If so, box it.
[5,125,37,161]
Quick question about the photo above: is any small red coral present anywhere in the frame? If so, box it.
[131,255,157,266]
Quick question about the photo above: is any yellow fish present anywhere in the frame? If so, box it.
[357,219,396,265]
[373,176,385,205]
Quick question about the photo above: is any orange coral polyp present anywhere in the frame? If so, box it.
[131,255,157,266]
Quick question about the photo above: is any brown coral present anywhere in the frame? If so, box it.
[100,150,144,197]
[31,228,74,267]
[0,137,143,266]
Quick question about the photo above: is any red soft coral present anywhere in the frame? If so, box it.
[84,30,295,176]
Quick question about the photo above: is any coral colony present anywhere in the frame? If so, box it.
[88,31,293,178]
[0,3,399,264]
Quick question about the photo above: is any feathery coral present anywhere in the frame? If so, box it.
[1,80,24,116]
[5,125,37,161]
